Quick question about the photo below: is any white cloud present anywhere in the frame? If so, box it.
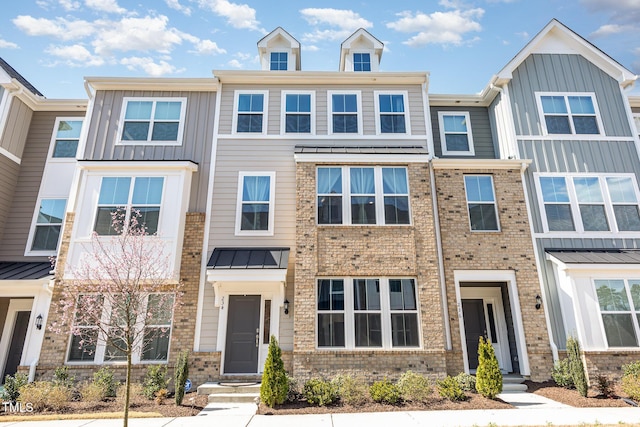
[581,0,640,25]
[46,44,105,66]
[196,0,261,31]
[165,0,191,16]
[84,0,126,14]
[59,0,81,10]
[227,59,243,68]
[0,38,18,49]
[590,24,634,37]
[190,39,226,55]
[299,8,372,43]
[302,45,319,52]
[13,15,96,41]
[516,31,529,39]
[120,56,182,76]
[386,8,484,47]
[91,16,183,55]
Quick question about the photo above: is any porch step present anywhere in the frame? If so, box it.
[197,382,261,404]
[208,392,259,404]
[502,374,528,392]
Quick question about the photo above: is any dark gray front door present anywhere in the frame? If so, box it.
[2,311,30,380]
[224,295,261,374]
[462,299,486,370]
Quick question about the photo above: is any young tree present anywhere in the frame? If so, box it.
[475,336,503,399]
[52,210,182,427]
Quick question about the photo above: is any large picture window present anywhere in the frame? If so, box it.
[119,98,186,144]
[536,93,602,135]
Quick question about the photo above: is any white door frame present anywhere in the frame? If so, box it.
[0,299,34,378]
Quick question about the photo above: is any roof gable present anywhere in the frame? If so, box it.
[258,27,301,71]
[339,28,384,72]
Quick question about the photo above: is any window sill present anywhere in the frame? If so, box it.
[117,141,182,146]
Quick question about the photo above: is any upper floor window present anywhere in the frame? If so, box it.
[536,93,602,135]
[329,92,361,134]
[119,98,186,144]
[30,199,66,252]
[537,174,640,233]
[375,92,408,134]
[270,52,288,70]
[317,166,410,225]
[438,112,474,156]
[464,175,499,231]
[236,172,275,235]
[282,92,313,134]
[594,279,640,348]
[353,53,371,72]
[94,176,164,236]
[51,119,83,158]
[234,91,267,134]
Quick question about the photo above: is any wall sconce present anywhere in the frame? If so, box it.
[35,314,43,330]
[535,295,542,310]
[283,299,289,315]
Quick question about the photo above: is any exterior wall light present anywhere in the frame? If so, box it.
[535,295,542,310]
[284,299,289,315]
[35,314,43,330]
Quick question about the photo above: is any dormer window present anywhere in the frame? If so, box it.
[270,52,288,70]
[353,53,371,72]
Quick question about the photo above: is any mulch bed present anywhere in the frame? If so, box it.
[524,381,636,408]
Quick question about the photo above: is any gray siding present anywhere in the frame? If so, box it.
[431,106,496,158]
[0,98,33,158]
[0,154,20,243]
[83,90,217,212]
[509,54,632,137]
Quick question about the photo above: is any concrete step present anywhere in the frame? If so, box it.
[207,392,259,404]
[502,374,528,392]
[198,382,260,395]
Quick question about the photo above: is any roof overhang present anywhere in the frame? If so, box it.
[546,249,640,272]
[206,247,289,284]
[85,77,219,93]
[1,79,87,111]
[213,70,428,85]
[78,160,198,172]
[431,158,531,170]
[0,262,53,280]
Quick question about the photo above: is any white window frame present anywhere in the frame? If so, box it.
[633,113,640,138]
[235,171,276,236]
[232,90,269,135]
[48,117,84,160]
[438,111,475,156]
[374,91,411,136]
[352,52,372,72]
[280,90,315,135]
[25,198,67,256]
[463,175,500,232]
[316,277,421,350]
[269,51,289,71]
[117,97,187,145]
[592,278,640,349]
[327,91,363,136]
[535,172,640,234]
[316,166,412,226]
[535,92,604,137]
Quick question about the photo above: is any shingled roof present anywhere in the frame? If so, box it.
[0,57,44,97]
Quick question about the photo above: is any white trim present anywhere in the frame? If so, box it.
[234,171,276,236]
[373,91,411,136]
[633,113,640,137]
[295,153,428,163]
[78,161,198,171]
[116,97,187,145]
[0,147,20,164]
[327,90,363,136]
[232,90,269,135]
[217,133,429,140]
[515,135,635,142]
[438,111,475,156]
[46,117,84,161]
[535,92,605,137]
[25,198,67,257]
[207,269,287,285]
[0,299,34,378]
[431,158,530,170]
[280,90,315,135]
[463,174,501,232]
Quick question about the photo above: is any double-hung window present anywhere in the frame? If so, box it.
[537,93,602,135]
[317,166,410,225]
[236,172,275,235]
[234,91,267,133]
[376,92,408,134]
[438,112,474,155]
[68,294,102,362]
[464,175,499,231]
[30,199,66,251]
[94,176,164,235]
[270,52,288,70]
[595,279,640,347]
[317,277,419,349]
[329,92,360,134]
[353,53,371,71]
[51,118,83,158]
[282,92,313,134]
[120,98,186,144]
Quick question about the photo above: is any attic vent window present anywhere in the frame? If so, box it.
[270,52,288,70]
[353,53,371,72]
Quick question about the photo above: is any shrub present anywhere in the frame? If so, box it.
[551,358,574,388]
[303,378,338,406]
[174,350,189,405]
[143,365,169,400]
[369,378,401,405]
[117,383,145,407]
[567,336,588,397]
[53,366,75,389]
[454,373,476,393]
[260,336,289,407]
[436,376,466,401]
[286,376,303,403]
[18,381,72,411]
[621,361,640,401]
[397,371,432,403]
[594,374,614,398]
[80,381,107,402]
[475,336,503,399]
[155,388,168,405]
[1,373,28,401]
[331,374,368,406]
[93,367,118,398]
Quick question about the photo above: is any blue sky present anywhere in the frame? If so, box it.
[0,0,639,99]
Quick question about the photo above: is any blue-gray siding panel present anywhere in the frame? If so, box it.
[431,106,496,158]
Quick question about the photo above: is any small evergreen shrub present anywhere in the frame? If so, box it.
[397,371,432,403]
[436,376,466,401]
[369,378,401,405]
[143,365,169,400]
[475,336,503,399]
[303,378,338,406]
[621,361,640,401]
[331,374,368,406]
[551,358,574,388]
[454,373,476,393]
[53,366,75,389]
[594,374,614,398]
[174,350,189,405]
[567,336,588,397]
[1,373,28,401]
[260,336,289,407]
[19,381,72,411]
[286,376,303,403]
[93,367,118,397]
[80,381,107,402]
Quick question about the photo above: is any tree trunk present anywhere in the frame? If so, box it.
[123,352,132,427]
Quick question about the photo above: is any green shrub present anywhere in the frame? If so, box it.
[331,374,368,406]
[174,350,189,405]
[93,366,119,398]
[286,376,303,403]
[551,358,574,388]
[454,373,476,393]
[623,361,640,377]
[475,336,503,399]
[1,373,28,401]
[622,361,640,401]
[369,378,401,405]
[594,374,614,398]
[397,371,432,403]
[143,365,169,400]
[303,378,338,406]
[19,381,72,411]
[80,381,107,402]
[53,366,75,389]
[260,336,288,407]
[567,336,588,397]
[436,376,466,401]
[116,383,145,407]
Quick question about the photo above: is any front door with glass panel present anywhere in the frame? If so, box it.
[224,295,261,374]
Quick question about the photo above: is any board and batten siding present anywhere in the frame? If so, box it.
[430,106,496,158]
[0,110,85,261]
[509,54,632,137]
[217,84,427,137]
[83,90,217,212]
[0,97,33,159]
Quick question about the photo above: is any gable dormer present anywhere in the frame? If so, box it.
[258,27,301,71]
[339,28,383,72]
